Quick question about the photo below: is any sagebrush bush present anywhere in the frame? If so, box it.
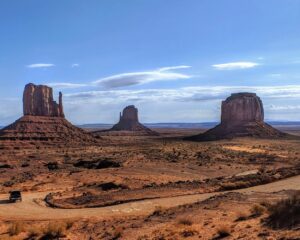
[266,191,300,229]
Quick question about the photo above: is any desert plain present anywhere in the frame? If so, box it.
[0,126,299,240]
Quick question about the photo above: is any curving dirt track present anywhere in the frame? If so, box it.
[0,175,300,221]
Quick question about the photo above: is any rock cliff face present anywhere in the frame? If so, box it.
[186,92,288,141]
[23,83,64,117]
[112,105,140,131]
[221,93,264,125]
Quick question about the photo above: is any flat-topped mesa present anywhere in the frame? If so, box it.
[221,93,264,125]
[23,83,65,117]
[186,92,288,141]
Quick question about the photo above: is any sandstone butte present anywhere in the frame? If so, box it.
[94,105,158,136]
[0,83,95,143]
[186,92,288,141]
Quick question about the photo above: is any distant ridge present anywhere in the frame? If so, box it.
[76,121,300,130]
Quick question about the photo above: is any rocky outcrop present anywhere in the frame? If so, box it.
[94,105,158,136]
[0,83,96,144]
[186,92,288,141]
[221,93,264,125]
[111,105,140,131]
[23,83,64,117]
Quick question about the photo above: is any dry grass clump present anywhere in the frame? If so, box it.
[8,221,25,236]
[235,211,248,221]
[150,206,166,216]
[177,217,193,226]
[41,222,67,239]
[265,191,300,229]
[214,225,231,239]
[250,203,266,217]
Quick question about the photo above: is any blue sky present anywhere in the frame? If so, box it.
[1,0,300,124]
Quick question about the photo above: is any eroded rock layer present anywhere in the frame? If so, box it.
[0,116,95,143]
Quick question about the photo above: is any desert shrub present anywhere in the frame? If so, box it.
[215,225,231,239]
[27,227,42,239]
[64,219,75,230]
[112,226,123,239]
[265,191,300,229]
[8,221,25,236]
[235,212,248,221]
[151,206,165,216]
[41,222,66,239]
[177,217,193,226]
[250,204,266,217]
[180,228,198,237]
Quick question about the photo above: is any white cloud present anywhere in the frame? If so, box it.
[92,65,192,88]
[26,63,55,68]
[65,85,300,104]
[47,82,88,89]
[158,65,191,71]
[212,61,259,70]
[267,104,300,111]
[71,63,80,68]
[61,85,300,123]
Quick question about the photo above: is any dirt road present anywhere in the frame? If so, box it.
[0,175,299,221]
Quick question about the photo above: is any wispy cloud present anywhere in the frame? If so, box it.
[92,65,192,88]
[26,63,55,68]
[47,82,88,89]
[71,63,80,68]
[267,104,300,111]
[212,61,259,70]
[158,65,191,71]
[65,85,300,105]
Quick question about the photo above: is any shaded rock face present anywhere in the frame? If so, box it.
[119,105,139,124]
[221,93,264,125]
[186,92,288,141]
[95,105,158,136]
[23,83,64,117]
[111,105,143,131]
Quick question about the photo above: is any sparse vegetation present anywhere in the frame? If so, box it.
[8,222,25,236]
[215,225,231,239]
[265,191,300,229]
[41,222,67,239]
[250,204,266,217]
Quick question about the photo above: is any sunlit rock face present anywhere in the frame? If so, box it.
[221,93,264,125]
[23,83,64,117]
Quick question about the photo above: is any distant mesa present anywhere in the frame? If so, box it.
[94,105,158,136]
[0,83,95,143]
[186,92,288,141]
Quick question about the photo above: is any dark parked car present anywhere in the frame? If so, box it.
[9,191,22,202]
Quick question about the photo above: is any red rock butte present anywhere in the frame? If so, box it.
[186,92,288,141]
[0,83,95,143]
[95,105,158,136]
[23,83,64,117]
